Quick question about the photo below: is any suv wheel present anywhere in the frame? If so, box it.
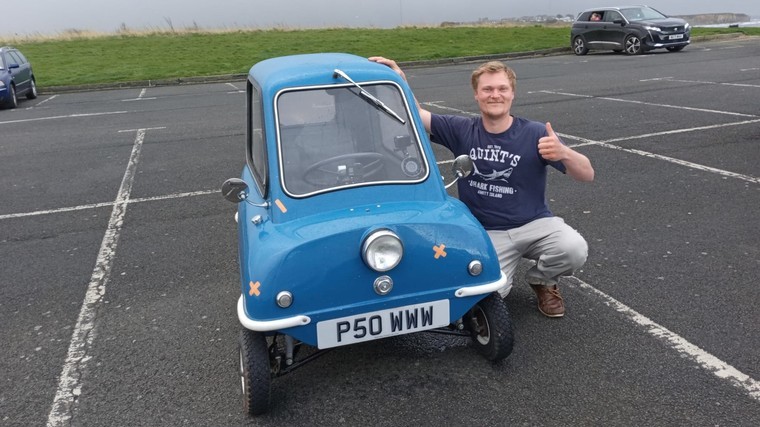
[572,37,589,55]
[625,35,643,55]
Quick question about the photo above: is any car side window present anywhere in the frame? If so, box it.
[7,51,23,66]
[0,54,5,69]
[604,11,623,22]
[249,83,268,196]
[13,51,28,64]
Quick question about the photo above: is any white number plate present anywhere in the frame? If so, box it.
[669,34,684,40]
[316,299,450,349]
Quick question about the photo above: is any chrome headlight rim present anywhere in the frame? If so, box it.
[361,228,404,272]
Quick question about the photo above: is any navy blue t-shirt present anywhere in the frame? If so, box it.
[431,114,566,230]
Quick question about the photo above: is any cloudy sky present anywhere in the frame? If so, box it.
[4,0,759,36]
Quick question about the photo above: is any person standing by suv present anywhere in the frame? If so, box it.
[370,56,594,318]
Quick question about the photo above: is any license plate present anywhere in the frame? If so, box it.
[316,300,450,349]
[669,34,684,40]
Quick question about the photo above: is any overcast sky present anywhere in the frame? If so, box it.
[3,1,759,37]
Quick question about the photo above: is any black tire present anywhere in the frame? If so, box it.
[572,37,588,56]
[26,78,38,99]
[624,35,643,55]
[465,292,514,361]
[239,329,271,416]
[5,84,18,109]
[666,46,685,52]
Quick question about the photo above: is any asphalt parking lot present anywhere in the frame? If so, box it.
[1,36,759,426]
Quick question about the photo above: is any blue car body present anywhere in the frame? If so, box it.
[232,53,506,349]
[0,46,37,109]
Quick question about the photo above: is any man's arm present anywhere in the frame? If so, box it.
[538,122,595,182]
[368,56,432,133]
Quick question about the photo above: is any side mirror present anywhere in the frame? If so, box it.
[445,154,473,189]
[221,178,249,203]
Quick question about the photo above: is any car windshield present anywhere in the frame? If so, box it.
[621,6,666,21]
[276,83,428,197]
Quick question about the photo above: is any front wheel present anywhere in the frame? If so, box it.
[239,329,271,416]
[572,37,588,55]
[4,84,18,109]
[625,35,644,55]
[464,292,514,361]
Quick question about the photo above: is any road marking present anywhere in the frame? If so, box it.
[536,90,758,118]
[0,189,217,221]
[564,276,760,403]
[26,94,58,110]
[0,111,129,125]
[46,129,148,427]
[641,76,760,89]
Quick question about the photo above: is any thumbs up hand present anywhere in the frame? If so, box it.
[537,122,567,162]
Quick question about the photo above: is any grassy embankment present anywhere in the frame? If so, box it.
[3,26,758,89]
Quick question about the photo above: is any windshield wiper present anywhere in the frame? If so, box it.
[332,68,406,125]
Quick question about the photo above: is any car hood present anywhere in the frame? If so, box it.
[636,17,687,28]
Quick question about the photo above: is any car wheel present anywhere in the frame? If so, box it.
[666,46,685,52]
[5,84,18,109]
[572,37,589,56]
[625,35,643,55]
[26,78,38,99]
[464,292,514,361]
[239,329,271,416]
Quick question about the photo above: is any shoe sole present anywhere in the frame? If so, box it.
[538,307,565,318]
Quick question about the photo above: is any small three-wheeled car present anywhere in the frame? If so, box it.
[222,53,514,415]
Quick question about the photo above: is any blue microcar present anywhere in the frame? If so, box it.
[222,53,514,415]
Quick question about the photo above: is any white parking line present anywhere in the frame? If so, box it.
[26,94,58,110]
[0,111,129,125]
[564,276,760,403]
[46,128,149,427]
[536,90,758,118]
[0,190,218,221]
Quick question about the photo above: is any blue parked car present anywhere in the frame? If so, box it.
[222,53,514,415]
[0,46,37,109]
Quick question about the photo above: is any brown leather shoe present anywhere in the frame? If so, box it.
[530,284,565,318]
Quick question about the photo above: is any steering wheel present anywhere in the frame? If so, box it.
[303,152,386,186]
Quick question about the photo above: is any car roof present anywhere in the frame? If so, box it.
[582,5,649,12]
[249,53,404,96]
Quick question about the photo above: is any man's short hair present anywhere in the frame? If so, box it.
[471,61,517,92]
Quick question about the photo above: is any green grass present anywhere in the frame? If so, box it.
[5,26,759,89]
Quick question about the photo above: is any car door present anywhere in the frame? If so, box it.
[601,11,627,49]
[7,51,31,92]
[575,12,606,49]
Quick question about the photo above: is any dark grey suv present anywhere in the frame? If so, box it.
[571,5,690,55]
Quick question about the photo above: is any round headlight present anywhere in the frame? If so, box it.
[362,229,403,272]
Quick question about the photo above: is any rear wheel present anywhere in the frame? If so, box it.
[625,35,643,55]
[26,78,38,99]
[239,329,271,416]
[572,37,589,55]
[464,292,514,361]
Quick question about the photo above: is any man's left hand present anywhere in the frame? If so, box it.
[537,122,567,162]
